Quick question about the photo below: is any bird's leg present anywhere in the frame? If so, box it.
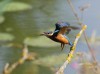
[61,43,65,51]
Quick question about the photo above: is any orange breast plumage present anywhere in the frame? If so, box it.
[55,34,69,44]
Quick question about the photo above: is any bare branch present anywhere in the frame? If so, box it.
[3,45,35,74]
[56,25,87,74]
[67,0,97,63]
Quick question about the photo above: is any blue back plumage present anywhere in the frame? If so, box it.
[59,22,70,27]
[55,22,70,31]
[53,22,70,36]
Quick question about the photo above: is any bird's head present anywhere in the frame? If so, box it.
[40,31,53,37]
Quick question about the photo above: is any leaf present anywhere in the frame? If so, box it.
[0,15,5,24]
[24,37,59,47]
[0,33,14,42]
[33,53,66,66]
[2,2,32,12]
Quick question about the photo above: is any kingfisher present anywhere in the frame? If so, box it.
[41,21,79,50]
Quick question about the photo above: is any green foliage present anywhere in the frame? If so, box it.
[24,37,59,47]
[0,15,5,24]
[33,53,66,67]
[0,0,32,24]
[2,2,32,12]
[0,33,14,42]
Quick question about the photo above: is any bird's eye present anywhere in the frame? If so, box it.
[48,33,49,34]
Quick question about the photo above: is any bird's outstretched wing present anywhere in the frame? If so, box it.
[53,22,80,35]
[54,22,70,31]
[53,22,70,36]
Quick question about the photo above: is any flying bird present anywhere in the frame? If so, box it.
[41,21,79,50]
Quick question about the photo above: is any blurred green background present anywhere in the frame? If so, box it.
[0,0,100,74]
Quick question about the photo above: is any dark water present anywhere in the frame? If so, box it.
[0,0,100,74]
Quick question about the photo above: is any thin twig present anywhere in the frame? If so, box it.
[3,45,34,74]
[67,0,97,62]
[56,25,87,74]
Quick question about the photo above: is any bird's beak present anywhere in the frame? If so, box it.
[40,32,45,36]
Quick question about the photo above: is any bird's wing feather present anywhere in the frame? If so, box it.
[53,22,70,36]
[59,26,80,35]
[58,27,68,35]
[69,26,80,30]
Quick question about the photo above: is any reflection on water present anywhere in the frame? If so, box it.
[0,0,100,74]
